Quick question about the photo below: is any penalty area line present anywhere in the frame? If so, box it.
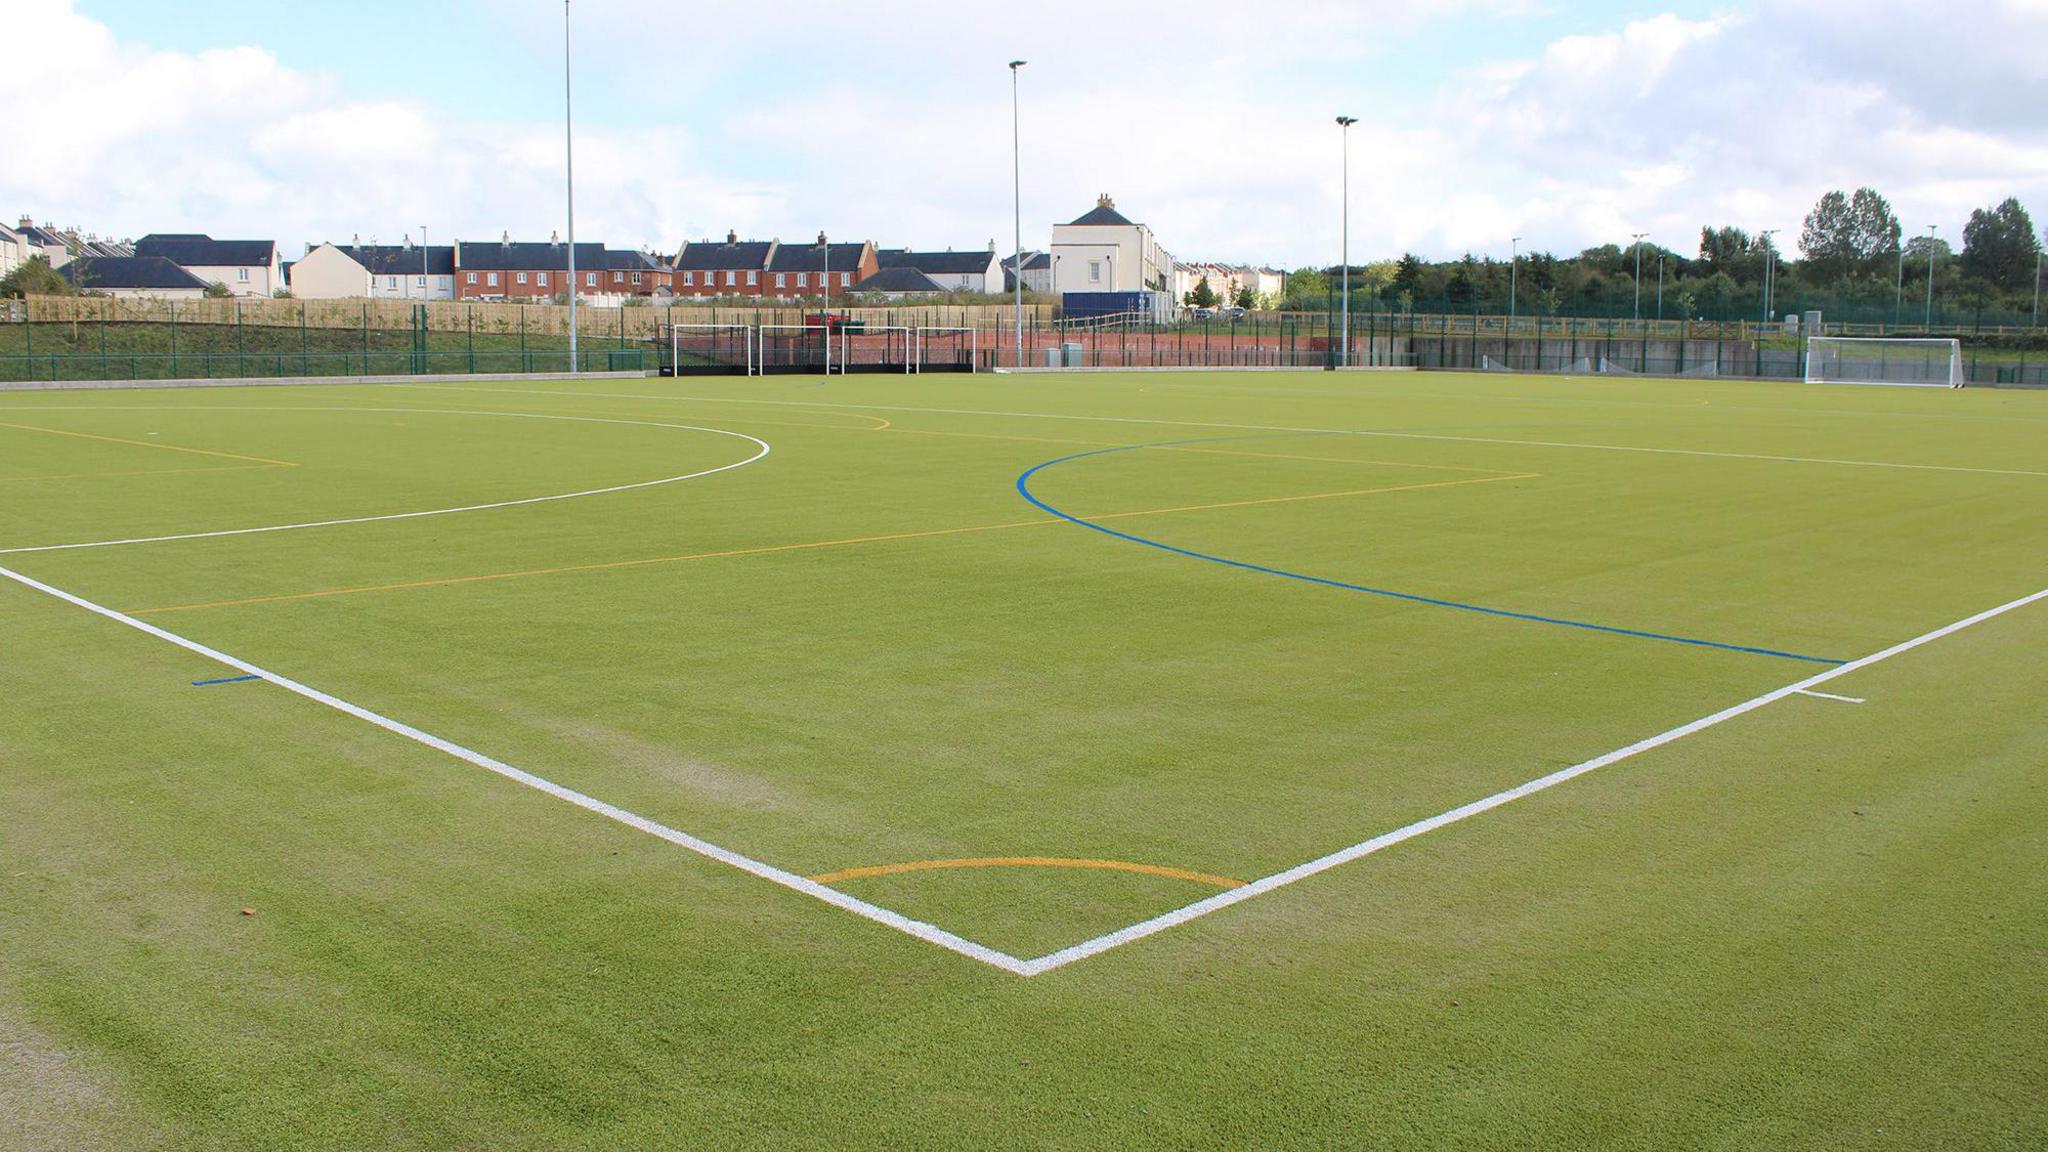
[0,563,1036,977]
[1014,584,2048,976]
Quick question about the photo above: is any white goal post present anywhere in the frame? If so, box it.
[669,323,754,376]
[1805,337,1963,388]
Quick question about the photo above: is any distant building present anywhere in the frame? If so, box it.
[599,248,673,302]
[0,223,28,278]
[290,240,457,300]
[852,267,949,299]
[675,232,775,297]
[60,255,211,299]
[876,247,1002,294]
[135,233,283,297]
[1049,195,1175,298]
[767,238,877,299]
[452,234,605,302]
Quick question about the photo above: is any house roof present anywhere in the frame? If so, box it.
[1067,196,1135,227]
[605,248,669,271]
[136,233,278,267]
[341,244,457,276]
[61,256,209,291]
[768,242,870,273]
[677,240,775,271]
[877,249,997,275]
[452,240,606,272]
[852,267,948,294]
[16,224,72,248]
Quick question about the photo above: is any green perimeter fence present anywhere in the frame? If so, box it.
[2,299,2043,386]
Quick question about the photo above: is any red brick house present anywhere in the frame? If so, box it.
[452,234,607,301]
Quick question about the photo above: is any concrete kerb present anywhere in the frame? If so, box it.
[0,370,655,394]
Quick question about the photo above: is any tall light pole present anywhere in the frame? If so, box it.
[1656,252,1665,321]
[421,225,429,299]
[1895,241,1906,327]
[1925,225,1938,328]
[1759,229,1780,326]
[1630,232,1647,321]
[1009,60,1026,368]
[1509,236,1520,328]
[2033,249,2042,328]
[821,232,832,374]
[563,0,579,373]
[1336,116,1356,369]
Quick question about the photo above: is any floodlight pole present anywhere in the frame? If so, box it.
[1630,233,1647,321]
[821,231,831,374]
[1656,252,1665,321]
[1759,229,1780,326]
[2033,249,2041,328]
[421,225,429,298]
[564,0,579,373]
[1336,116,1356,369]
[1010,60,1027,368]
[1895,243,1905,328]
[1924,225,1937,329]
[1508,236,1520,328]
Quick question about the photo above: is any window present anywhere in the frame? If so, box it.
[745,270,756,285]
[487,272,499,287]
[539,273,550,287]
[797,273,808,288]
[1089,261,1101,283]
[612,271,623,283]
[237,268,249,282]
[586,272,596,286]
[467,272,478,284]
[632,272,643,285]
[417,276,426,287]
[387,277,398,290]
[724,270,736,286]
[516,272,528,285]
[683,271,694,286]
[840,272,851,287]
[775,273,786,289]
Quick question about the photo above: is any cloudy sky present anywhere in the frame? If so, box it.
[6,0,2046,267]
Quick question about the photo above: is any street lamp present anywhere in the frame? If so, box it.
[1630,232,1647,321]
[1336,115,1357,369]
[1009,60,1026,368]
[563,0,579,372]
[1509,236,1520,329]
[2033,249,2042,329]
[1925,225,1938,329]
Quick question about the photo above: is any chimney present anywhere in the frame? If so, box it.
[1098,193,1114,209]
[726,229,738,245]
[17,216,28,230]
[501,230,510,247]
[550,230,560,246]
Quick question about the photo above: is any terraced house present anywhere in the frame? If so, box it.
[134,233,283,297]
[674,232,775,298]
[452,234,605,302]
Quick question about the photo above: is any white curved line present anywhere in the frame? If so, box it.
[0,409,771,555]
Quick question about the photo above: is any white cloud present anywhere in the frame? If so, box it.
[2,0,2044,268]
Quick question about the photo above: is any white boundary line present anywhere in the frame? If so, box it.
[0,564,1035,977]
[1012,584,2048,974]
[0,410,771,555]
[391,383,2048,479]
[1796,688,1867,704]
[6,551,2039,976]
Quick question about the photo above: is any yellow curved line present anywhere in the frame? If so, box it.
[0,421,298,467]
[811,857,1245,888]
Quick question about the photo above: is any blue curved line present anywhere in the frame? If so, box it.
[1015,441,1846,666]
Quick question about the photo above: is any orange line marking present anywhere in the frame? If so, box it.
[0,421,299,467]
[810,857,1245,888]
[0,463,286,483]
[127,471,1537,616]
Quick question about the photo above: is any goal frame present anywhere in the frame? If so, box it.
[668,323,755,377]
[1804,336,1964,389]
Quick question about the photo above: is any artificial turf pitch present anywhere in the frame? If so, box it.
[1,369,2043,1149]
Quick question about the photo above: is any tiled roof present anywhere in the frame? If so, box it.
[453,240,606,272]
[677,240,775,271]
[136,234,278,267]
[62,256,209,291]
[877,249,997,275]
[341,244,457,276]
[853,267,947,294]
[767,242,870,273]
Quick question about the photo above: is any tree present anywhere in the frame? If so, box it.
[1698,226,1755,281]
[1799,190,1854,282]
[0,255,73,298]
[1390,253,1425,301]
[1187,275,1219,308]
[1846,187,1901,275]
[1231,284,1256,310]
[202,280,234,298]
[272,287,294,299]
[1282,267,1328,307]
[1960,197,2040,291]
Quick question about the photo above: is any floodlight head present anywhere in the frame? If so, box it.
[1009,60,1026,70]
[1336,115,1357,127]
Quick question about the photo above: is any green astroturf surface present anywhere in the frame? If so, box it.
[1,370,2043,1149]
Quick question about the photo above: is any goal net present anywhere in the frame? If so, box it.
[668,323,753,376]
[1805,337,1963,388]
[914,327,978,374]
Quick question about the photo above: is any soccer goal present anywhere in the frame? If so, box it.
[914,327,978,373]
[667,323,754,376]
[1805,337,1963,388]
